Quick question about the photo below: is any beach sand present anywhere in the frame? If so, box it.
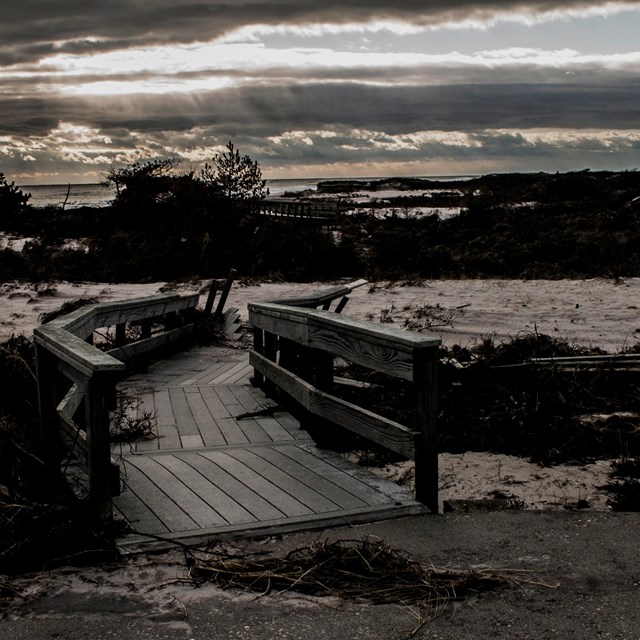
[3,276,636,511]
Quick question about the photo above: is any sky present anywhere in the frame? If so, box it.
[1,1,640,184]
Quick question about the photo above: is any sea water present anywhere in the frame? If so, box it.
[21,176,476,209]
[22,178,323,208]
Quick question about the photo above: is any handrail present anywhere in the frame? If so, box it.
[248,282,441,513]
[34,292,199,523]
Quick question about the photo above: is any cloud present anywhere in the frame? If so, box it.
[3,2,640,65]
[2,1,639,181]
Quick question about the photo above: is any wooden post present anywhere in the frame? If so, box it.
[141,319,152,340]
[85,373,115,524]
[252,327,264,387]
[214,268,237,318]
[278,337,299,375]
[299,346,333,444]
[203,281,218,316]
[263,331,278,394]
[115,322,126,347]
[413,347,439,514]
[35,343,60,461]
[334,296,349,314]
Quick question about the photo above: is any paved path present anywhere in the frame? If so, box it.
[112,345,423,550]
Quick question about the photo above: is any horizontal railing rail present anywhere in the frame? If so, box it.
[256,198,345,221]
[248,282,441,513]
[34,292,199,522]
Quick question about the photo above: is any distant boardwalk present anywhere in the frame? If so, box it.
[256,197,343,221]
[114,346,423,549]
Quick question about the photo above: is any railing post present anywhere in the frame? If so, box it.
[299,346,333,444]
[214,268,237,318]
[115,322,126,347]
[85,373,115,524]
[252,327,265,387]
[35,343,61,463]
[413,347,439,513]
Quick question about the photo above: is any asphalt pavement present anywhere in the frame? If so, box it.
[1,510,639,639]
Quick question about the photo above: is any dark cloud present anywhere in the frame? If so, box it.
[3,1,640,64]
[1,81,639,139]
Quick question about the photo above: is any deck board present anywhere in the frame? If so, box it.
[114,345,424,550]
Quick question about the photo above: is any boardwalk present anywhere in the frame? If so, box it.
[113,345,424,549]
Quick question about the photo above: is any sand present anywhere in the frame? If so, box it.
[3,276,635,511]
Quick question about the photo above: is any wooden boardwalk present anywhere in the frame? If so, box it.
[113,345,424,549]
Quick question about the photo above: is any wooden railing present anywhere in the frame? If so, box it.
[257,198,343,221]
[248,282,442,513]
[33,292,199,522]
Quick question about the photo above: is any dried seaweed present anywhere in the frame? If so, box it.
[188,538,507,606]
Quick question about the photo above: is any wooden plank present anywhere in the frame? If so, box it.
[202,450,313,517]
[248,305,309,343]
[308,319,414,381]
[255,417,294,442]
[272,279,367,308]
[185,388,226,447]
[183,452,284,521]
[211,360,253,385]
[200,387,248,445]
[249,351,312,407]
[190,361,237,386]
[57,382,85,422]
[106,325,193,361]
[228,385,271,413]
[152,388,181,450]
[275,445,394,506]
[235,419,272,444]
[310,388,416,458]
[34,326,125,377]
[120,458,199,531]
[221,363,253,385]
[127,455,226,528]
[95,293,199,328]
[168,388,200,437]
[272,412,310,441]
[181,434,205,448]
[253,447,367,509]
[113,484,169,534]
[153,454,256,525]
[223,448,339,513]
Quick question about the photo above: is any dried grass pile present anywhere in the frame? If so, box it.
[188,538,506,606]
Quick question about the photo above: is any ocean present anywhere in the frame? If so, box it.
[21,178,326,208]
[22,176,475,209]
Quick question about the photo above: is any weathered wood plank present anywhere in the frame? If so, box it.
[34,326,125,378]
[113,484,169,534]
[168,388,200,437]
[249,351,313,407]
[223,448,339,513]
[310,389,416,458]
[153,454,256,525]
[203,450,313,517]
[275,445,393,506]
[152,388,181,450]
[255,417,294,442]
[184,452,284,521]
[185,388,226,447]
[253,447,367,509]
[106,325,193,361]
[119,459,199,531]
[128,455,226,528]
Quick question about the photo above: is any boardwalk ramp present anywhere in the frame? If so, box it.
[113,347,424,550]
